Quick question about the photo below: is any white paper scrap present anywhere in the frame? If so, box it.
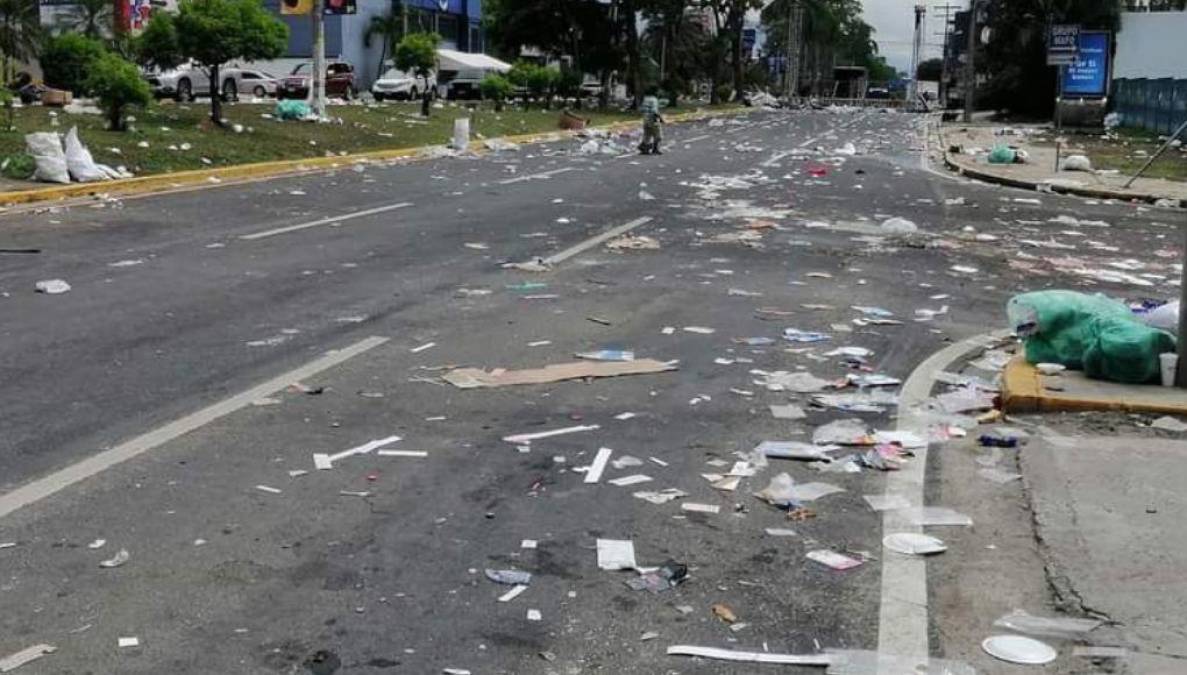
[596,539,637,570]
[497,585,528,602]
[862,494,912,512]
[666,646,832,665]
[313,453,333,470]
[255,485,281,494]
[376,450,429,457]
[681,502,721,514]
[609,474,653,487]
[117,637,140,648]
[0,644,56,672]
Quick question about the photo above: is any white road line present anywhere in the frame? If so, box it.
[0,335,390,520]
[877,330,1010,668]
[682,134,711,144]
[543,216,653,266]
[760,150,794,167]
[240,202,412,240]
[497,167,579,185]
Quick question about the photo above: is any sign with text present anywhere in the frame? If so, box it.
[1061,31,1110,98]
[1047,24,1079,65]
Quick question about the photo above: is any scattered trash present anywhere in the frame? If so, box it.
[711,603,738,623]
[981,635,1058,665]
[87,539,106,549]
[1151,416,1187,432]
[769,404,807,420]
[34,279,71,295]
[443,359,675,388]
[666,645,832,666]
[756,441,835,461]
[625,559,687,592]
[0,644,56,672]
[883,533,946,555]
[255,485,282,494]
[117,637,139,648]
[756,371,833,393]
[993,609,1101,638]
[497,585,527,602]
[1060,154,1092,172]
[98,548,130,568]
[596,538,637,570]
[1035,362,1066,376]
[806,549,864,570]
[576,349,635,362]
[784,328,831,343]
[681,502,721,514]
[902,507,973,526]
[978,431,1020,448]
[609,474,653,487]
[683,326,715,334]
[880,217,918,233]
[526,609,542,621]
[765,528,797,537]
[26,132,70,184]
[606,235,660,251]
[812,419,872,446]
[485,569,532,585]
[633,488,687,504]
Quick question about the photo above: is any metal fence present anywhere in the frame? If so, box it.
[1112,77,1187,134]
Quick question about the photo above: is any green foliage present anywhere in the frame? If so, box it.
[0,152,34,179]
[479,73,513,101]
[0,88,13,131]
[40,34,107,96]
[762,0,888,93]
[85,52,153,132]
[174,0,289,70]
[916,57,943,82]
[555,68,583,98]
[507,60,535,88]
[134,10,183,71]
[395,32,440,78]
[364,9,405,79]
[0,0,41,71]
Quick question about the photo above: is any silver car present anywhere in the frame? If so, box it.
[220,69,280,100]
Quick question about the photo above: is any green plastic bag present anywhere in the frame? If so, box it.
[1007,290,1175,384]
[988,145,1016,164]
[274,100,311,121]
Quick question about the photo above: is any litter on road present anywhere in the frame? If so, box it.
[665,645,832,666]
[806,549,864,570]
[444,360,676,388]
[497,585,527,602]
[0,644,56,672]
[681,502,721,514]
[34,279,71,294]
[505,425,600,445]
[596,539,637,570]
[117,637,140,648]
[981,635,1058,665]
[98,548,130,568]
[993,609,1101,638]
[485,569,532,585]
[883,533,947,556]
[633,488,687,504]
[608,474,653,487]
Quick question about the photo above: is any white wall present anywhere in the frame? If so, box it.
[1115,11,1187,80]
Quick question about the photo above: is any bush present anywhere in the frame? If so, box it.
[41,34,108,96]
[1,153,35,180]
[479,73,513,110]
[85,52,153,132]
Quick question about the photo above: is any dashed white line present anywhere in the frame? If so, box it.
[682,134,711,144]
[497,167,579,185]
[543,216,653,266]
[240,202,412,240]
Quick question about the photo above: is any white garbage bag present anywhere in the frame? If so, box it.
[1060,154,1093,172]
[25,132,70,184]
[834,142,857,156]
[880,217,919,233]
[64,126,111,183]
[1103,112,1121,129]
[451,117,470,151]
[1143,301,1179,332]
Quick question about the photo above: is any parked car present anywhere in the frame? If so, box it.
[220,68,280,100]
[371,67,434,101]
[145,65,211,101]
[278,62,357,100]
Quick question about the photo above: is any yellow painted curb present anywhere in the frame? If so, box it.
[2,106,753,207]
[1002,355,1187,415]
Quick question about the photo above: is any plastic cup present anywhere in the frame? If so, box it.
[1160,353,1178,387]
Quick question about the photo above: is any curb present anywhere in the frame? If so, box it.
[1001,356,1187,415]
[939,141,1183,207]
[1,106,752,208]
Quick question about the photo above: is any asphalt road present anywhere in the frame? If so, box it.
[0,107,1180,674]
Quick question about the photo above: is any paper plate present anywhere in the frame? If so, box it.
[981,635,1058,665]
[883,532,947,556]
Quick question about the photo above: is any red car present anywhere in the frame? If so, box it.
[278,61,357,99]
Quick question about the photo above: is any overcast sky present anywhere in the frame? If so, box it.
[862,0,952,72]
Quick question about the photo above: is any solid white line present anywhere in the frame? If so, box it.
[584,447,613,484]
[543,216,652,266]
[240,202,412,240]
[760,150,794,167]
[682,134,711,144]
[0,335,390,520]
[497,167,578,185]
[876,330,1009,668]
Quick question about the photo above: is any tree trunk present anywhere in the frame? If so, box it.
[109,104,123,132]
[421,88,431,116]
[731,19,743,100]
[623,0,642,108]
[598,69,610,109]
[209,64,223,126]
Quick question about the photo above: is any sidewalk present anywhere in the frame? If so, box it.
[939,124,1187,205]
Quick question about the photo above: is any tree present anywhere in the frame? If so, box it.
[86,52,153,131]
[364,5,405,81]
[479,73,513,111]
[41,34,108,96]
[0,0,40,83]
[395,32,440,116]
[762,0,887,96]
[916,57,942,82]
[508,61,556,109]
[67,0,114,38]
[134,0,288,126]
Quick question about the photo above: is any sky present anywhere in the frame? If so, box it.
[862,0,952,73]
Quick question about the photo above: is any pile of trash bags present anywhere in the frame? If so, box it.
[274,100,312,121]
[988,145,1029,164]
[1008,290,1175,384]
[25,127,131,184]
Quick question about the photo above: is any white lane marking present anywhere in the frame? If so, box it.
[796,112,870,148]
[682,134,711,144]
[760,150,794,167]
[0,336,390,520]
[497,167,578,185]
[543,216,652,266]
[877,330,1009,665]
[240,202,412,240]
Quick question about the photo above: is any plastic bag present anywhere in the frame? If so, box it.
[25,132,70,184]
[451,117,470,151]
[1141,301,1178,332]
[880,217,918,233]
[64,126,109,183]
[987,145,1016,164]
[1060,154,1092,172]
[274,100,311,121]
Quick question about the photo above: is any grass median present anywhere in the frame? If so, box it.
[0,99,738,185]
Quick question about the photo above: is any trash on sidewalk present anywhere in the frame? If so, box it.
[99,548,130,568]
[755,441,837,461]
[26,132,70,183]
[34,279,71,295]
[576,349,635,362]
[988,145,1025,164]
[666,645,832,666]
[0,644,56,672]
[274,100,312,120]
[596,538,637,570]
[880,217,918,233]
[606,235,660,251]
[883,533,946,556]
[1060,154,1092,172]
[1151,416,1187,432]
[485,569,532,585]
[992,609,1101,639]
[1008,290,1175,384]
[981,635,1057,665]
[806,549,864,570]
[443,359,676,388]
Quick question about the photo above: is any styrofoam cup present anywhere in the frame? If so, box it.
[1160,353,1178,387]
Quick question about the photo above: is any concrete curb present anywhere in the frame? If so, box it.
[2,106,751,207]
[1001,356,1187,415]
[939,138,1183,206]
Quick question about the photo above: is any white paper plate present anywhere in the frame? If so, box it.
[982,635,1058,665]
[883,532,947,556]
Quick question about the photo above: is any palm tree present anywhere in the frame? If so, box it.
[364,3,405,80]
[0,0,40,83]
[68,0,114,39]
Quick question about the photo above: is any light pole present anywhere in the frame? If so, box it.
[961,0,980,122]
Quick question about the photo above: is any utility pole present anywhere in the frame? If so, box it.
[311,0,327,120]
[783,0,802,98]
[908,5,926,106]
[961,0,979,122]
[932,3,960,107]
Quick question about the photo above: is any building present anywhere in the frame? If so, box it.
[264,0,484,89]
[1111,7,1187,133]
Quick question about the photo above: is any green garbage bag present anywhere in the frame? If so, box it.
[1007,290,1175,384]
[274,100,311,121]
[988,145,1016,164]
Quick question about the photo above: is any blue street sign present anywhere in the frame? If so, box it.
[1061,31,1110,98]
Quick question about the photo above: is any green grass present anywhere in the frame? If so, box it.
[1037,128,1187,182]
[0,99,738,181]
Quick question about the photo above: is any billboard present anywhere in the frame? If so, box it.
[1061,31,1110,98]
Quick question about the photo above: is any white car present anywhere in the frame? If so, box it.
[145,65,211,101]
[371,68,435,101]
[220,69,280,100]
